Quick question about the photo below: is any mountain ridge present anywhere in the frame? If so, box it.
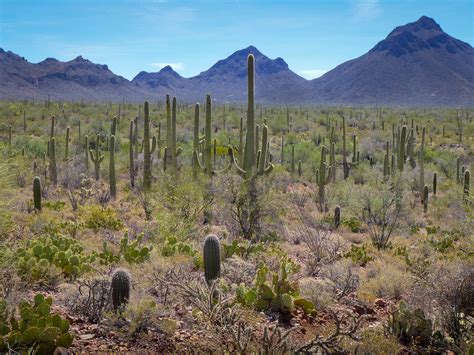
[1,16,473,106]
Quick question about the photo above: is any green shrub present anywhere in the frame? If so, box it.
[82,205,123,230]
[0,294,74,353]
[342,217,362,233]
[344,244,373,266]
[222,239,265,259]
[388,301,445,348]
[97,233,152,265]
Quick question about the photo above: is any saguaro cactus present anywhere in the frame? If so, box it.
[423,185,429,213]
[84,135,89,173]
[464,170,470,202]
[334,205,341,228]
[129,120,135,187]
[203,235,221,284]
[230,54,273,178]
[111,268,131,311]
[398,125,407,172]
[49,137,58,184]
[419,127,426,201]
[316,146,331,211]
[8,125,12,151]
[433,172,437,196]
[90,134,104,181]
[109,135,116,198]
[64,127,70,161]
[243,54,256,173]
[33,176,42,211]
[143,101,156,189]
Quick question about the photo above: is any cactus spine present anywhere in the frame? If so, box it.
[90,134,104,181]
[203,235,221,284]
[33,176,42,211]
[111,268,131,311]
[109,135,116,198]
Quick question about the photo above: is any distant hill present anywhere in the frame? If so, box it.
[307,16,474,106]
[1,16,473,106]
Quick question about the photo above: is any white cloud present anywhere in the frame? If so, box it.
[299,69,328,79]
[351,0,381,21]
[151,62,185,71]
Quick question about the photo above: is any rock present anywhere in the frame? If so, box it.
[375,298,387,308]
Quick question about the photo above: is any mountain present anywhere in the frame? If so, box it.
[0,49,147,101]
[307,16,474,106]
[132,46,307,103]
[1,16,473,106]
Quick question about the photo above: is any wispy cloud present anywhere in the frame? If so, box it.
[151,62,185,71]
[351,0,381,21]
[299,69,327,79]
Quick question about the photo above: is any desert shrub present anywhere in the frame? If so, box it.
[387,301,446,349]
[215,174,283,242]
[96,233,153,266]
[81,205,124,230]
[299,277,336,310]
[344,244,373,266]
[342,217,362,233]
[359,257,412,301]
[321,259,360,300]
[62,274,111,323]
[0,294,74,353]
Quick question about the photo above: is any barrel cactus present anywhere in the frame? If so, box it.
[111,268,131,310]
[203,234,221,284]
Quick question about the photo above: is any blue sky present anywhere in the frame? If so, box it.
[1,0,472,80]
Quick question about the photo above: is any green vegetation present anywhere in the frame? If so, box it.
[0,54,471,353]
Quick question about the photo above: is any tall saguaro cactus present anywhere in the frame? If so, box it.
[143,101,155,189]
[316,145,331,211]
[90,134,104,181]
[398,125,407,172]
[230,54,273,178]
[129,120,135,187]
[109,135,116,198]
[49,137,58,184]
[419,127,426,201]
[464,170,470,202]
[84,135,89,173]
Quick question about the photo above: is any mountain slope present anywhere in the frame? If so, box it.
[308,16,474,106]
[0,49,147,101]
[132,46,307,103]
[1,16,473,106]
